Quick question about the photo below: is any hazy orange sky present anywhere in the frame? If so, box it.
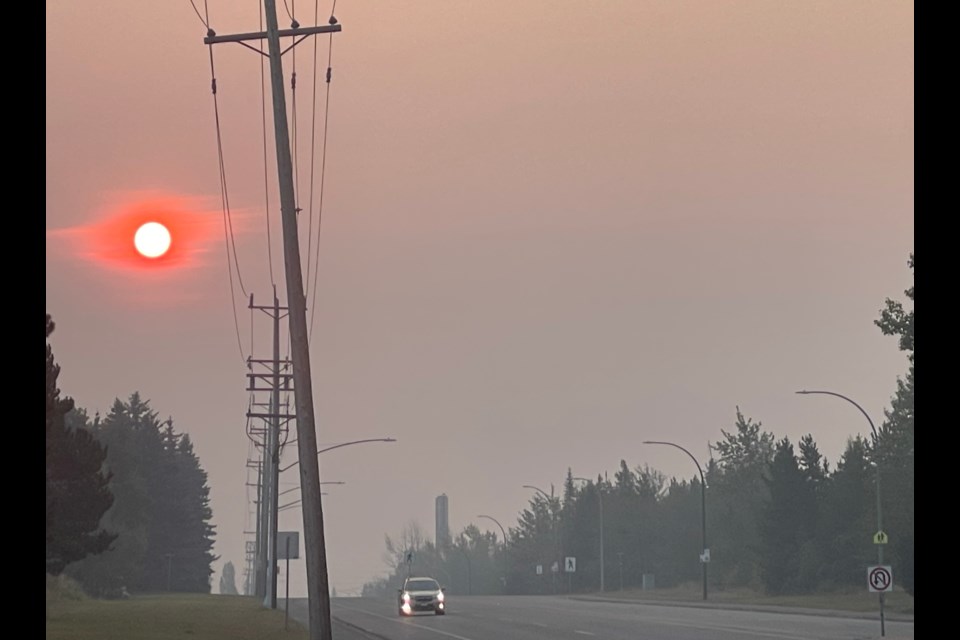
[46,1,913,597]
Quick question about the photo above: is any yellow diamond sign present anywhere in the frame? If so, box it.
[873,531,889,545]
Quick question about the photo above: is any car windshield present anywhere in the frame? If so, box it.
[405,579,439,591]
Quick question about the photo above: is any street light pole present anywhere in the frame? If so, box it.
[796,389,885,637]
[477,514,508,592]
[456,536,473,596]
[523,485,559,592]
[643,441,708,601]
[574,477,605,592]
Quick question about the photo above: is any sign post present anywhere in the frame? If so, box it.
[565,557,576,593]
[278,532,300,631]
[284,537,291,630]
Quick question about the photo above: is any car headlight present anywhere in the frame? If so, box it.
[436,591,445,602]
[402,592,411,602]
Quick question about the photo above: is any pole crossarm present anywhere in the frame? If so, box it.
[246,412,296,421]
[204,24,342,46]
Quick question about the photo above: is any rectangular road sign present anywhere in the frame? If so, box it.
[565,557,576,573]
[278,531,300,560]
[536,564,543,575]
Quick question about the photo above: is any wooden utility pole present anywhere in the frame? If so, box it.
[205,7,341,639]
[248,290,293,610]
[255,451,267,598]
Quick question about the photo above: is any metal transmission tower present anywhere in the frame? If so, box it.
[204,9,342,637]
[247,290,294,610]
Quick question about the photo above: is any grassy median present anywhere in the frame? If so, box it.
[46,580,307,640]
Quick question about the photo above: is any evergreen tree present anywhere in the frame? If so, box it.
[144,431,218,592]
[605,461,646,588]
[67,394,217,596]
[46,314,116,576]
[818,437,874,588]
[654,476,700,587]
[504,493,558,593]
[707,407,775,588]
[68,395,162,595]
[219,561,239,595]
[794,434,827,588]
[873,252,914,596]
[760,438,817,594]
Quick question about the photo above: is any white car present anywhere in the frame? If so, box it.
[397,576,446,616]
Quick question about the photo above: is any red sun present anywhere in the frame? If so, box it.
[134,222,172,258]
[68,194,224,272]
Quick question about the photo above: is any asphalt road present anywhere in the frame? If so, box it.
[286,595,914,640]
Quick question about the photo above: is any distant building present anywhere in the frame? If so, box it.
[435,494,450,548]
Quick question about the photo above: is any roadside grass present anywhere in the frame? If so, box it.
[46,591,308,640]
[580,582,914,615]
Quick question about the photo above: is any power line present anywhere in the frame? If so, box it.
[308,2,338,341]
[304,0,321,296]
[291,35,302,253]
[260,0,277,287]
[207,42,248,365]
[200,4,251,366]
[188,0,209,29]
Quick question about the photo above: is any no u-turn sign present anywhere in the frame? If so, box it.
[867,565,893,593]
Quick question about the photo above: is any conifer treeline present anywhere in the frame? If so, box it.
[64,394,218,597]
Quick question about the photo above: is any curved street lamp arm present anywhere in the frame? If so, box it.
[795,390,878,439]
[279,438,397,473]
[643,441,706,486]
[477,514,507,544]
[278,494,328,512]
[279,481,345,497]
[523,484,552,500]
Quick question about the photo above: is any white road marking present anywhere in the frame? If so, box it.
[574,631,596,636]
[334,603,480,640]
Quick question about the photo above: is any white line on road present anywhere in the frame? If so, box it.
[574,631,596,636]
[334,603,480,640]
